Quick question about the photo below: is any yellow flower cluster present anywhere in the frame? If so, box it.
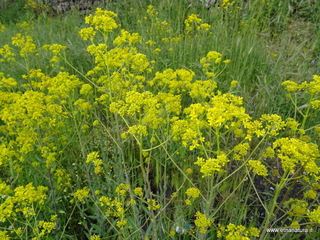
[171,92,250,150]
[110,90,182,138]
[273,137,320,175]
[184,14,211,33]
[113,29,142,46]
[116,183,130,196]
[207,93,248,128]
[200,51,230,77]
[42,44,67,66]
[25,0,37,8]
[0,183,48,222]
[54,169,72,191]
[217,223,260,239]
[309,206,320,224]
[133,187,143,197]
[0,72,17,88]
[195,153,230,177]
[79,27,96,41]
[37,216,57,238]
[150,68,195,94]
[233,143,250,160]
[284,198,309,216]
[86,44,151,93]
[304,190,317,200]
[260,114,286,136]
[247,160,268,176]
[86,151,103,174]
[0,231,9,240]
[0,89,67,169]
[16,21,34,32]
[11,33,37,57]
[185,187,201,205]
[0,45,15,62]
[80,83,93,95]
[282,75,320,94]
[23,69,82,99]
[221,0,236,10]
[283,75,320,114]
[99,189,130,229]
[194,211,212,233]
[90,235,102,240]
[73,187,90,203]
[201,51,223,67]
[186,187,201,198]
[147,198,161,210]
[84,8,119,33]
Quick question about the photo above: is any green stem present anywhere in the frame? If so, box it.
[215,127,220,152]
[300,94,314,130]
[259,169,289,240]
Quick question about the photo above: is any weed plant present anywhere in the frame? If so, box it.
[0,0,320,239]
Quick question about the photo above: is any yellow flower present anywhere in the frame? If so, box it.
[221,0,236,9]
[184,14,202,32]
[218,223,260,239]
[169,229,176,236]
[0,73,17,88]
[290,221,300,229]
[260,114,286,136]
[38,219,56,237]
[99,196,113,206]
[54,169,71,190]
[11,33,37,57]
[195,152,229,177]
[147,199,161,210]
[145,40,156,46]
[79,27,96,41]
[201,51,222,67]
[85,8,119,33]
[233,143,250,160]
[304,190,317,200]
[0,231,10,240]
[247,160,268,176]
[282,80,300,92]
[73,187,90,203]
[16,21,33,31]
[273,137,320,174]
[90,235,101,240]
[284,198,308,216]
[230,80,238,88]
[134,187,143,197]
[86,151,100,163]
[0,183,48,222]
[113,29,142,46]
[198,23,211,31]
[116,219,128,229]
[0,45,16,62]
[186,168,193,174]
[146,5,158,17]
[185,187,201,198]
[80,84,93,95]
[309,206,320,224]
[194,211,212,233]
[115,183,130,196]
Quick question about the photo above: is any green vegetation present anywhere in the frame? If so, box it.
[0,0,319,239]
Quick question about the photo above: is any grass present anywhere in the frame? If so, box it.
[0,0,320,239]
